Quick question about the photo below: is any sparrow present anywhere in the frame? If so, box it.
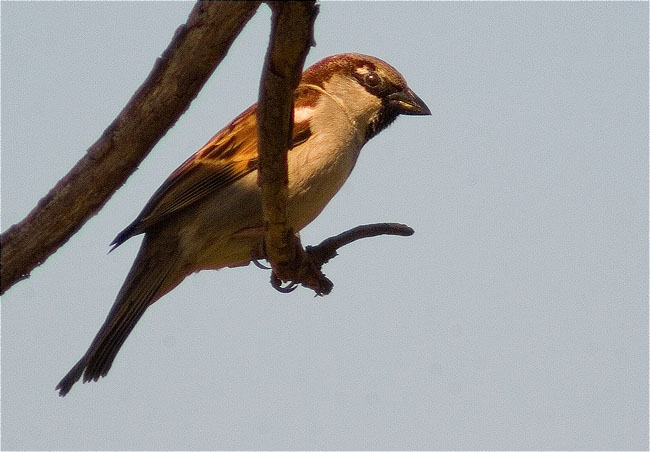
[56,53,430,396]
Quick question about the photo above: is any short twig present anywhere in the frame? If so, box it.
[258,222,414,296]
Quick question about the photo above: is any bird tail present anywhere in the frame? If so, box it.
[56,234,182,397]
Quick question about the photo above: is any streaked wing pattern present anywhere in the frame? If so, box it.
[111,104,312,249]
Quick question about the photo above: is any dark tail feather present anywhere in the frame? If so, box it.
[56,356,88,397]
[56,235,180,397]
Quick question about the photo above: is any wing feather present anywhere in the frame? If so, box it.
[111,102,313,249]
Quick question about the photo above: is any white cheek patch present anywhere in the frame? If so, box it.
[293,106,315,123]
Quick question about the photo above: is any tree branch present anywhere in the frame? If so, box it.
[256,1,323,290]
[306,223,415,268]
[4,0,415,299]
[256,3,415,296]
[1,1,261,295]
[258,223,415,295]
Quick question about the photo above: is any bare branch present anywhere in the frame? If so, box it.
[256,3,415,296]
[306,223,415,267]
[259,223,415,296]
[256,1,320,289]
[1,1,261,295]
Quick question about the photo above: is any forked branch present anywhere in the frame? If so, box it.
[3,1,415,299]
[256,1,324,290]
[257,1,413,295]
[266,223,415,295]
[256,2,415,295]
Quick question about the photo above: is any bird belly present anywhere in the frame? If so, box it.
[286,129,362,230]
[179,131,362,271]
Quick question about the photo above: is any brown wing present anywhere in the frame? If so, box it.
[111,103,312,249]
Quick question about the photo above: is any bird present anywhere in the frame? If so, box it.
[56,53,430,396]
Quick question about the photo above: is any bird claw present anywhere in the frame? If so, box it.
[270,273,298,293]
[251,256,271,270]
[251,249,298,293]
[252,241,329,295]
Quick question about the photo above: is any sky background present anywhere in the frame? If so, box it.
[1,2,648,450]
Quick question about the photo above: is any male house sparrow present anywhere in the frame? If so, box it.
[56,53,430,396]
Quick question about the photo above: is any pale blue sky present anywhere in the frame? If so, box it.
[2,2,647,450]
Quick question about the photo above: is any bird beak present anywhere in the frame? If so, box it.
[388,88,431,115]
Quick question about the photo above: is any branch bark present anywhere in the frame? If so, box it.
[264,223,415,295]
[305,223,415,268]
[4,0,415,298]
[256,1,324,290]
[1,1,261,295]
[256,3,415,296]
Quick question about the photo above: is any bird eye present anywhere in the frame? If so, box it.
[364,71,381,88]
